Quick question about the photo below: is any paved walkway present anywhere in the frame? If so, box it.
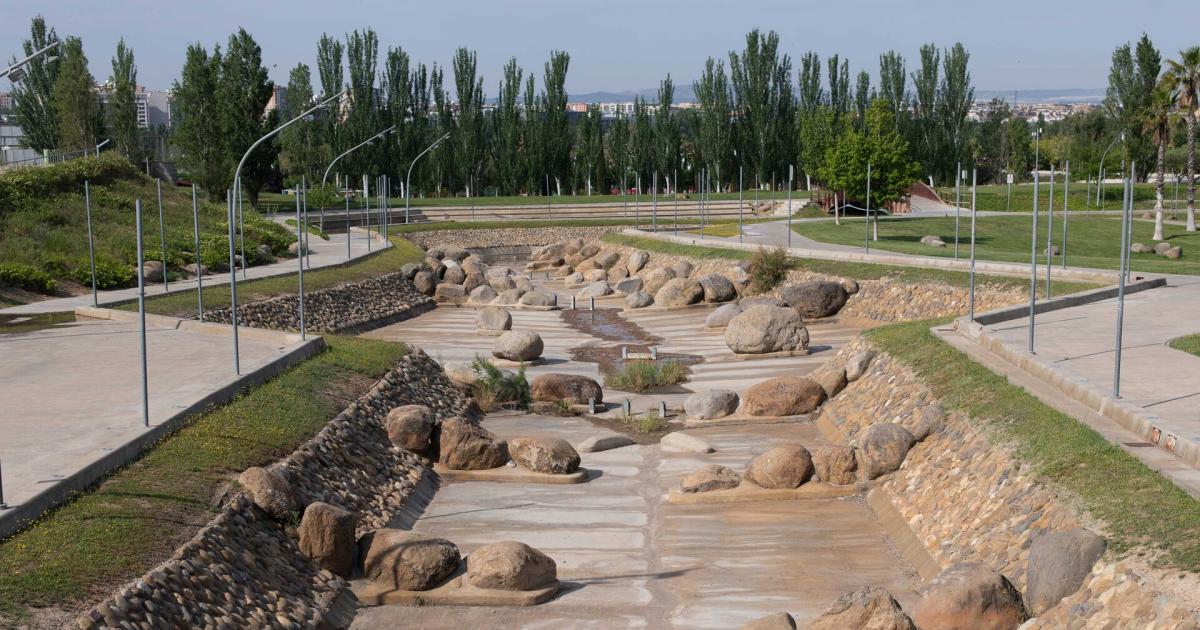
[0,229,389,315]
[0,313,314,533]
[964,275,1200,478]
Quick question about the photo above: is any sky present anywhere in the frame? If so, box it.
[3,0,1199,98]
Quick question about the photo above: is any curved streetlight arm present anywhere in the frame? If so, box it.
[1,40,62,80]
[1096,132,1125,208]
[234,89,347,196]
[321,125,396,189]
[404,132,450,223]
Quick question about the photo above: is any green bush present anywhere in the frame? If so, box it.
[470,356,531,410]
[0,262,57,293]
[606,359,686,392]
[0,155,138,215]
[748,246,795,294]
[69,256,136,289]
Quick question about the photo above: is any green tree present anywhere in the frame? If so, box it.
[878,51,909,132]
[606,112,631,192]
[854,70,872,129]
[280,63,320,184]
[173,43,223,198]
[654,75,681,192]
[10,16,61,152]
[694,57,733,190]
[1163,46,1200,230]
[382,46,415,193]
[541,51,571,195]
[51,37,100,153]
[1144,86,1175,240]
[521,72,543,193]
[107,38,140,163]
[452,47,485,197]
[631,97,654,186]
[492,58,524,194]
[910,44,941,181]
[315,34,345,176]
[218,28,277,206]
[938,43,975,177]
[819,99,920,206]
[344,29,380,183]
[729,29,793,189]
[430,63,453,194]
[574,104,604,194]
[1106,34,1161,180]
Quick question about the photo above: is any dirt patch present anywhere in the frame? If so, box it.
[562,308,702,392]
[577,413,684,445]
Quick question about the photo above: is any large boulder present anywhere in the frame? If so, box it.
[359,529,461,591]
[442,265,467,285]
[594,250,621,269]
[580,242,602,258]
[625,291,654,309]
[531,373,603,405]
[509,437,581,474]
[443,361,479,386]
[671,260,694,278]
[684,389,739,420]
[660,431,715,453]
[466,541,557,591]
[461,255,488,276]
[654,278,703,307]
[904,403,945,442]
[495,288,527,305]
[513,275,535,292]
[812,365,848,398]
[492,330,544,362]
[739,295,788,309]
[1154,241,1172,255]
[477,306,512,333]
[489,275,517,292]
[428,243,469,261]
[856,423,917,480]
[298,502,358,578]
[911,562,1028,630]
[626,250,650,274]
[680,464,741,493]
[744,444,814,489]
[1130,242,1151,254]
[697,274,737,303]
[779,281,850,318]
[614,277,643,295]
[724,306,810,354]
[577,281,613,299]
[518,291,556,307]
[434,283,467,305]
[642,267,676,295]
[809,587,916,630]
[607,265,629,283]
[463,272,487,294]
[142,260,164,282]
[439,416,508,470]
[412,270,436,295]
[469,284,499,304]
[740,376,826,417]
[1167,246,1183,259]
[583,269,607,283]
[238,467,296,520]
[810,445,858,485]
[1025,528,1106,614]
[845,350,877,381]
[739,613,796,630]
[384,404,435,453]
[704,303,742,328]
[577,434,636,453]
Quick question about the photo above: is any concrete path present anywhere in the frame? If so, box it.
[354,415,919,629]
[963,275,1200,474]
[0,312,315,534]
[0,229,389,315]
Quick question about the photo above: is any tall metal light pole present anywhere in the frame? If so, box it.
[954,162,962,259]
[1062,161,1070,268]
[322,125,395,230]
[1113,163,1134,398]
[969,168,978,321]
[787,165,794,248]
[229,89,346,374]
[0,40,62,81]
[1045,164,1055,297]
[406,132,450,224]
[1028,126,1042,354]
[1096,132,1125,210]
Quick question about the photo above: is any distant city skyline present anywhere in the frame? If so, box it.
[2,0,1197,99]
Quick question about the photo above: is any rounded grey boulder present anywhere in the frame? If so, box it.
[697,273,737,303]
[625,291,654,309]
[654,278,703,307]
[779,281,850,319]
[704,303,742,328]
[684,389,739,420]
[856,423,916,480]
[1025,528,1106,614]
[466,541,557,591]
[724,305,809,354]
[492,330,544,362]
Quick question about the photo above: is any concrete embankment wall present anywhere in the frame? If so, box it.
[816,338,1198,628]
[78,349,471,629]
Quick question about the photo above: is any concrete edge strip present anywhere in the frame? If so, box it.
[966,277,1166,326]
[0,331,326,540]
[74,306,307,345]
[623,228,1122,284]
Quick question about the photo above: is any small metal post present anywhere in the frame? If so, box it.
[621,346,628,360]
[571,295,577,310]
[191,184,203,320]
[1046,165,1055,298]
[635,172,640,229]
[659,400,667,417]
[864,163,872,251]
[156,178,168,291]
[650,346,658,360]
[546,173,551,218]
[1062,161,1070,268]
[227,189,241,375]
[552,293,558,307]
[135,199,150,427]
[673,167,679,235]
[296,187,306,340]
[237,179,247,280]
[363,174,371,252]
[302,176,311,269]
[969,169,978,321]
[589,296,595,311]
[588,397,596,414]
[1028,153,1040,354]
[623,399,632,416]
[652,171,658,232]
[0,458,8,509]
[1114,165,1132,398]
[84,180,97,306]
[955,162,961,259]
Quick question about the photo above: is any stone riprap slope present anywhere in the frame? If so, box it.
[816,338,1199,628]
[79,349,472,629]
[405,226,627,251]
[204,272,433,333]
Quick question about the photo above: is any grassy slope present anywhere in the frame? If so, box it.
[792,215,1200,275]
[934,181,1164,213]
[604,234,1099,295]
[869,320,1200,572]
[0,336,409,623]
[0,155,291,295]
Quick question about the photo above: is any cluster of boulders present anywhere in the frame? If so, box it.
[1131,241,1182,259]
[204,271,434,333]
[435,414,583,476]
[920,234,947,248]
[403,243,558,308]
[357,531,556,595]
[706,280,855,355]
[142,241,302,284]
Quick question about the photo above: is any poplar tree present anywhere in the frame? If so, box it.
[11,16,61,152]
[452,47,485,197]
[281,63,320,183]
[542,51,571,195]
[52,37,100,153]
[344,29,380,182]
[173,43,223,198]
[729,29,793,189]
[695,58,734,190]
[217,29,276,205]
[574,104,604,194]
[493,58,524,194]
[316,34,345,170]
[654,75,681,191]
[107,38,140,163]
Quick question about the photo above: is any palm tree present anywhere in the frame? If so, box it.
[1163,47,1200,231]
[1144,87,1175,241]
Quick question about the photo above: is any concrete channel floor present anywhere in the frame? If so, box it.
[356,271,920,628]
[0,316,296,511]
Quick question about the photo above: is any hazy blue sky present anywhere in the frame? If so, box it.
[4,0,1198,97]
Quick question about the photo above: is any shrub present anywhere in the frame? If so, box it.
[605,359,686,393]
[748,246,795,294]
[0,154,138,215]
[470,356,531,410]
[0,262,57,293]
[621,410,668,433]
[68,256,136,289]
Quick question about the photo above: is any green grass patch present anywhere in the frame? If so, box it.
[935,181,1170,213]
[0,336,410,622]
[603,234,1101,295]
[284,219,330,240]
[868,319,1200,571]
[605,359,686,393]
[468,356,531,411]
[792,214,1200,276]
[118,236,426,318]
[620,410,670,433]
[1168,333,1200,358]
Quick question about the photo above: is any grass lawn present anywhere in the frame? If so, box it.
[792,214,1200,275]
[1169,333,1200,357]
[258,189,811,210]
[869,319,1200,572]
[117,236,427,318]
[0,336,410,623]
[604,234,1100,295]
[933,181,1170,213]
